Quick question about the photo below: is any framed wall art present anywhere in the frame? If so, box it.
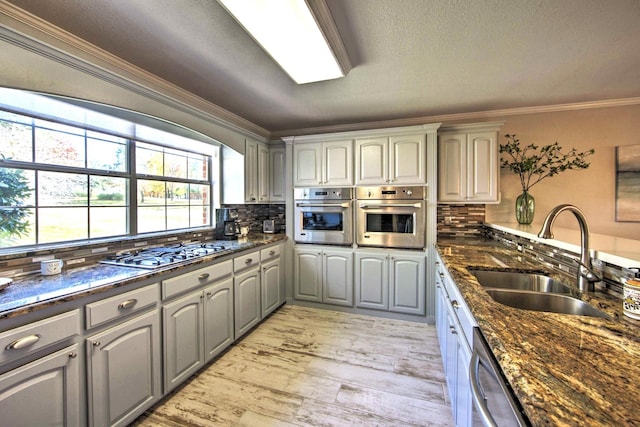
[616,144,640,222]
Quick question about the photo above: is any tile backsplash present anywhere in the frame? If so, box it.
[220,203,285,233]
[437,204,486,237]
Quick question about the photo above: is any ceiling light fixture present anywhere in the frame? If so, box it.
[217,0,351,84]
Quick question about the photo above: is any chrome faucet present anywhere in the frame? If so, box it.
[538,204,601,292]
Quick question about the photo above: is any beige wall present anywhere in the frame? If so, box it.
[482,104,640,240]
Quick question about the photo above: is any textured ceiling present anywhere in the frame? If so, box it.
[6,0,640,136]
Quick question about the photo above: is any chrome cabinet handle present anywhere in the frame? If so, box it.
[245,258,253,264]
[6,334,41,350]
[451,300,460,309]
[206,291,213,297]
[93,341,101,347]
[69,352,77,359]
[269,250,275,256]
[439,272,445,279]
[449,326,457,334]
[118,299,138,310]
[198,273,210,280]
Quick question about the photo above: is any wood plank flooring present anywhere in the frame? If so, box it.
[132,305,454,426]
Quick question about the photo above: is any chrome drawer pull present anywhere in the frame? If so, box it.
[198,273,210,280]
[269,250,275,256]
[6,334,41,350]
[69,352,77,359]
[245,258,253,264]
[450,326,457,334]
[118,299,138,310]
[451,300,460,309]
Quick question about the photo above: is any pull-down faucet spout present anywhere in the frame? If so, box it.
[538,204,600,292]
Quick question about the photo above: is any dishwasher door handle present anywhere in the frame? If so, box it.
[470,350,499,427]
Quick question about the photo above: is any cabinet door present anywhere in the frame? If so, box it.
[293,143,322,186]
[323,249,353,306]
[435,279,448,365]
[245,138,259,202]
[389,134,426,184]
[444,299,459,409]
[234,267,261,338]
[269,146,286,202]
[0,344,80,427]
[257,142,270,202]
[261,258,282,316]
[294,249,323,302]
[355,138,388,184]
[203,277,234,363]
[389,254,425,315]
[163,293,204,393]
[355,252,388,310]
[323,140,353,185]
[88,310,161,427]
[438,133,467,202]
[467,131,499,202]
[455,338,473,427]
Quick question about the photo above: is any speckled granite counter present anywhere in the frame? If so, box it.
[0,234,286,321]
[437,237,640,426]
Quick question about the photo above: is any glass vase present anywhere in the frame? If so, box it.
[515,191,535,224]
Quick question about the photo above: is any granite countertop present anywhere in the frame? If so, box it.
[437,237,640,426]
[0,234,286,321]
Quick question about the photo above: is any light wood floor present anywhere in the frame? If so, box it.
[132,305,454,426]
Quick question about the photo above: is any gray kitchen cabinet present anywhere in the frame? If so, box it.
[269,144,286,202]
[294,246,353,306]
[293,140,353,186]
[435,253,476,427]
[355,250,425,315]
[438,122,502,203]
[355,134,426,185]
[234,250,262,338]
[245,138,271,203]
[87,309,161,427]
[261,244,283,317]
[162,259,235,390]
[203,276,234,363]
[162,291,204,392]
[0,343,80,427]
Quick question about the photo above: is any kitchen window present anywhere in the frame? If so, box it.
[0,105,214,249]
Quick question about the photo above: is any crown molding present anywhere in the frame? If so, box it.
[0,1,270,140]
[271,97,640,138]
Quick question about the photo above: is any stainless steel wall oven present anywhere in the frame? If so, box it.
[294,188,353,245]
[356,186,426,249]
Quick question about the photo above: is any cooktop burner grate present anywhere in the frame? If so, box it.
[100,242,227,269]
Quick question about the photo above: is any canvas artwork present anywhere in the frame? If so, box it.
[616,145,640,222]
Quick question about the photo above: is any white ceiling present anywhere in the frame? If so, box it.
[6,0,640,137]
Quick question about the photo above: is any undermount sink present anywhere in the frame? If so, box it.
[468,269,610,319]
[469,270,572,293]
[485,289,610,319]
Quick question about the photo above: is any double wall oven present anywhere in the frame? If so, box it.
[294,188,353,246]
[356,186,426,249]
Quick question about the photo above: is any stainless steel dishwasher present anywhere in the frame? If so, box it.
[469,328,529,426]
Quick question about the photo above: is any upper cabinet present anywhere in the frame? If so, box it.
[222,139,285,204]
[293,140,353,187]
[438,122,503,203]
[355,134,426,185]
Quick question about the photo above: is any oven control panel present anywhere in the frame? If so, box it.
[294,187,353,200]
[356,186,425,200]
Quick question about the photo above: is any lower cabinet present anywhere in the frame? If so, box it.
[87,309,162,427]
[261,244,283,317]
[355,250,425,315]
[234,250,262,339]
[203,277,235,363]
[435,254,475,427]
[294,247,353,306]
[0,343,80,427]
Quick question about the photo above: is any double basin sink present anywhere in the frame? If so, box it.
[468,270,610,319]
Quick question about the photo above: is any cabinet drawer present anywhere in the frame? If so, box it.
[0,310,80,364]
[233,251,260,273]
[260,245,280,262]
[86,284,158,329]
[162,260,233,300]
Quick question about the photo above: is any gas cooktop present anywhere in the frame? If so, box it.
[100,242,227,269]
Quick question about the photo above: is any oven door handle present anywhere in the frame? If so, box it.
[470,350,499,427]
[296,202,350,208]
[358,202,422,209]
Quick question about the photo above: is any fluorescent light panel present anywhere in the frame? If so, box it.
[218,0,345,84]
